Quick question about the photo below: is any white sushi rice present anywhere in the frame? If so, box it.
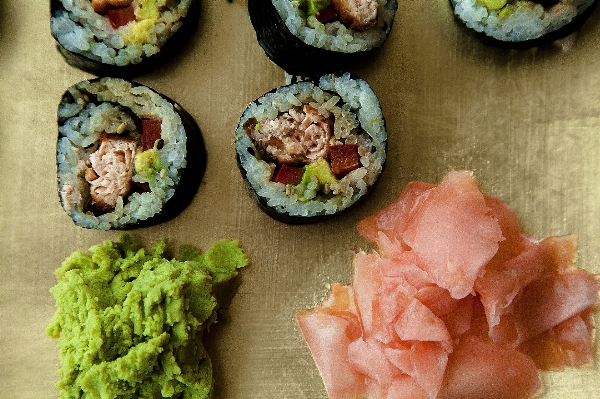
[235,73,386,218]
[273,0,397,52]
[57,77,187,229]
[51,0,193,66]
[451,0,595,42]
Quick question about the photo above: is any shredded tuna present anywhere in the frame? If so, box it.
[86,134,138,212]
[246,105,332,165]
[331,0,379,32]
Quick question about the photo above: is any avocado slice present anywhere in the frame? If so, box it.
[134,148,162,180]
[477,0,507,10]
[294,159,337,201]
[301,159,337,186]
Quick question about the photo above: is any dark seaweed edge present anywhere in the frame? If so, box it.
[57,77,206,230]
[50,0,200,78]
[234,73,387,225]
[248,0,397,77]
[449,0,598,49]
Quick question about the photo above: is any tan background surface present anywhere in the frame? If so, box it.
[1,1,600,398]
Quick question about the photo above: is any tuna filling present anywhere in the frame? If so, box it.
[331,0,378,31]
[245,105,332,165]
[86,134,139,212]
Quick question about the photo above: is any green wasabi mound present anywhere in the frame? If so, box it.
[47,234,248,399]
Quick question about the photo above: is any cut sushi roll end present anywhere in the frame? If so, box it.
[249,0,397,76]
[450,0,598,47]
[234,73,387,224]
[57,77,205,230]
[50,0,199,76]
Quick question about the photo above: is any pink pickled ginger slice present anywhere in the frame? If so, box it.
[518,309,596,371]
[484,235,599,349]
[512,261,599,343]
[357,181,435,250]
[394,298,452,348]
[385,341,450,399]
[475,239,547,333]
[347,337,401,388]
[386,375,429,399]
[402,171,504,299]
[438,336,541,399]
[296,284,366,399]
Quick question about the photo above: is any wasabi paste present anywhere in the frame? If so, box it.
[47,234,248,399]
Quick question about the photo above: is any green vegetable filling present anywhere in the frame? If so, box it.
[134,148,162,180]
[299,0,331,16]
[294,159,338,201]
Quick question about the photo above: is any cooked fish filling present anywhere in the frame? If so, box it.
[86,134,139,212]
[331,0,378,31]
[246,105,332,165]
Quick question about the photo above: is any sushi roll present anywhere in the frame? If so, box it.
[234,73,387,224]
[248,0,397,76]
[50,0,198,76]
[450,0,597,46]
[57,77,206,230]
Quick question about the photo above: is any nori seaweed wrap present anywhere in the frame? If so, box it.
[57,77,205,230]
[234,73,387,224]
[450,0,597,47]
[248,0,397,76]
[50,0,198,77]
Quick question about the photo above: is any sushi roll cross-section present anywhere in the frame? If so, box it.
[57,77,205,230]
[249,0,397,76]
[235,73,387,224]
[450,0,597,45]
[50,0,198,76]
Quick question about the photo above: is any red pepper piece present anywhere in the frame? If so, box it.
[273,164,305,185]
[329,144,360,177]
[107,6,136,29]
[316,5,338,23]
[141,119,162,151]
